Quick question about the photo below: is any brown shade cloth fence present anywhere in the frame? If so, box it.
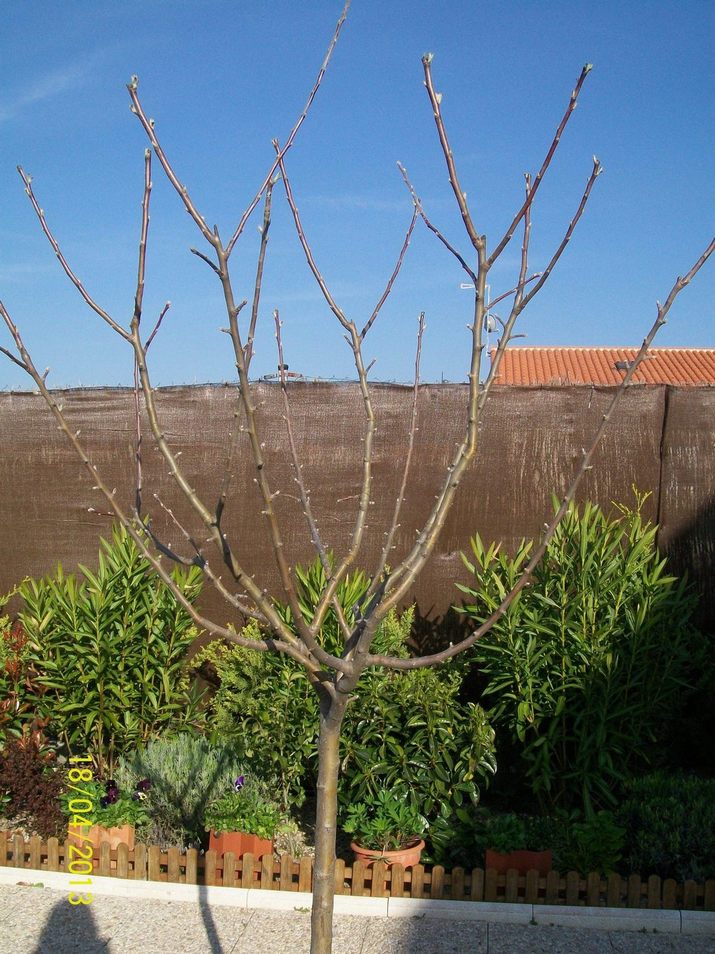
[2,832,714,911]
[0,383,713,626]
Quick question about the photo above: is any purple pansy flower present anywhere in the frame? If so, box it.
[136,778,151,792]
[100,796,109,808]
[234,776,245,791]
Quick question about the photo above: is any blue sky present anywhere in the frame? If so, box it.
[1,0,712,388]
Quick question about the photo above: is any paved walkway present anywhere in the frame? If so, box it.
[1,882,714,954]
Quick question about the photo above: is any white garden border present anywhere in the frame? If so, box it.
[1,865,713,935]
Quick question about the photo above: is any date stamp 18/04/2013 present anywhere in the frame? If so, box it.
[64,755,95,906]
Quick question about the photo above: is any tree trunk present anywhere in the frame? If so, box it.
[310,695,347,954]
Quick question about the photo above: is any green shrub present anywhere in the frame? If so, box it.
[459,494,704,815]
[19,525,206,773]
[340,646,496,842]
[194,557,496,848]
[550,811,625,875]
[617,773,715,882]
[476,811,532,852]
[197,627,317,810]
[115,734,248,848]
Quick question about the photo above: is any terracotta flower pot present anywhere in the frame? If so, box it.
[208,830,273,859]
[82,824,135,872]
[351,838,425,868]
[485,847,553,875]
[85,824,135,852]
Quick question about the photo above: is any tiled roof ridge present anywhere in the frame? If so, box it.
[489,346,715,352]
[490,346,715,386]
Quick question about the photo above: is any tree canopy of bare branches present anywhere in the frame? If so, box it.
[1,4,712,952]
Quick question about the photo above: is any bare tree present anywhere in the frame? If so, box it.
[1,4,712,952]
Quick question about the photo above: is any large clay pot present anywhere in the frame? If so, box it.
[351,838,425,868]
[208,830,273,859]
[485,847,552,875]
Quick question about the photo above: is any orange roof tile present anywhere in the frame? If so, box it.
[490,347,715,386]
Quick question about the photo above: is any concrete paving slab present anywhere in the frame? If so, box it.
[1,879,714,954]
[387,897,531,923]
[682,912,715,936]
[361,916,487,953]
[534,904,681,934]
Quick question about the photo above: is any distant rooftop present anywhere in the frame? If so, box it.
[490,347,715,386]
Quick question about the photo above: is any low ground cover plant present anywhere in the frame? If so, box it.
[205,774,287,840]
[60,777,151,832]
[459,494,706,815]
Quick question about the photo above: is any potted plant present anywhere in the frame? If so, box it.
[478,812,553,875]
[63,777,151,853]
[205,775,284,861]
[343,789,427,867]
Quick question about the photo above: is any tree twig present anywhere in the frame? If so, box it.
[367,312,425,598]
[274,310,352,642]
[225,0,352,257]
[397,162,477,283]
[421,54,484,257]
[17,168,131,341]
[487,63,593,268]
[245,182,275,370]
[360,207,418,339]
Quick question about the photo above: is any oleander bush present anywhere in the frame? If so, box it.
[459,493,706,815]
[18,525,206,774]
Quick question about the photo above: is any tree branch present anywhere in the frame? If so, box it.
[421,54,484,257]
[245,182,275,370]
[127,78,216,245]
[275,147,350,330]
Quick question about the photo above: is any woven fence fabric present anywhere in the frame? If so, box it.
[0,382,710,626]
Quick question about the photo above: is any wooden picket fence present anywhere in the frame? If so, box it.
[2,831,714,911]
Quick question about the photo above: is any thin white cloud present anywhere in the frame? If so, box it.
[0,56,98,124]
[0,262,55,282]
[302,194,411,213]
